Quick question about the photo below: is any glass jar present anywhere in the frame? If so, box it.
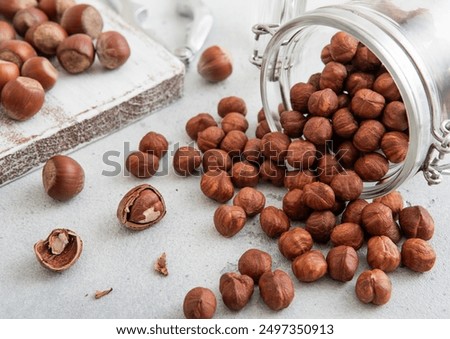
[252,0,450,198]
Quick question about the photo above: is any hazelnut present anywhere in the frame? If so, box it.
[257,108,266,122]
[352,45,381,72]
[13,7,48,36]
[308,88,339,117]
[242,138,263,164]
[0,21,16,42]
[231,161,259,188]
[373,72,400,101]
[282,189,310,221]
[284,169,316,190]
[125,151,159,178]
[342,199,369,224]
[303,117,333,146]
[330,223,364,250]
[329,31,359,63]
[221,112,248,134]
[25,21,67,55]
[290,82,315,112]
[332,108,359,138]
[0,0,37,18]
[238,249,272,284]
[259,270,295,311]
[399,206,434,240]
[219,273,254,311]
[320,44,332,64]
[138,131,169,159]
[401,238,436,273]
[373,191,404,217]
[96,31,131,69]
[319,61,347,93]
[331,199,347,216]
[197,45,232,82]
[259,160,285,187]
[305,210,336,243]
[354,153,389,182]
[330,170,363,201]
[286,139,317,170]
[172,146,201,176]
[117,184,166,231]
[255,119,271,139]
[202,149,232,172]
[303,182,336,211]
[345,72,375,96]
[361,202,401,243]
[34,228,82,272]
[353,120,386,152]
[381,131,409,163]
[280,110,306,138]
[183,287,216,319]
[185,113,217,140]
[336,141,360,168]
[1,76,45,121]
[326,245,359,282]
[317,154,342,185]
[308,72,321,90]
[42,155,84,201]
[292,250,327,282]
[214,205,247,237]
[260,206,290,238]
[367,236,401,272]
[200,169,234,203]
[337,93,350,108]
[355,269,392,305]
[382,101,408,131]
[197,126,225,153]
[351,89,385,119]
[0,60,19,91]
[261,131,291,164]
[278,227,313,260]
[56,33,94,74]
[21,56,58,91]
[217,96,247,117]
[220,130,248,158]
[60,4,103,38]
[38,0,75,21]
[0,40,37,69]
[233,187,266,217]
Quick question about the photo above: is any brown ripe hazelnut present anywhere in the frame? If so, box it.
[259,160,285,187]
[238,249,272,284]
[257,108,266,122]
[303,117,333,146]
[330,170,363,201]
[0,0,37,18]
[261,131,291,164]
[185,113,217,140]
[221,112,248,135]
[219,272,254,311]
[381,131,409,163]
[60,4,103,38]
[260,206,290,238]
[202,149,232,172]
[96,31,131,69]
[326,245,359,282]
[197,126,225,153]
[332,108,359,139]
[290,82,315,112]
[242,138,262,164]
[367,236,401,272]
[0,40,37,69]
[320,44,332,64]
[373,191,404,217]
[352,45,381,72]
[197,45,232,82]
[320,61,347,93]
[0,21,16,42]
[353,119,386,153]
[56,33,94,74]
[34,228,82,272]
[183,287,216,319]
[373,72,400,101]
[351,89,385,119]
[361,202,401,243]
[26,21,68,55]
[280,110,306,138]
[21,56,58,91]
[259,270,295,311]
[13,7,48,36]
[308,72,321,91]
[401,238,436,272]
[173,146,201,176]
[220,130,248,158]
[126,151,159,178]
[336,140,360,168]
[200,169,234,203]
[317,154,341,185]
[218,96,247,117]
[42,154,84,201]
[345,72,375,96]
[330,222,364,250]
[342,199,369,224]
[308,89,339,117]
[282,189,311,221]
[382,101,408,131]
[329,31,358,63]
[286,139,317,170]
[354,153,389,182]
[1,76,45,121]
[117,184,166,231]
[292,250,327,282]
[231,161,259,188]
[0,60,19,91]
[399,206,434,240]
[303,182,335,211]
[331,199,347,216]
[38,0,75,21]
[138,131,169,159]
[278,227,313,260]
[255,119,271,139]
[214,205,247,237]
[233,187,266,217]
[284,169,316,190]
[337,93,350,108]
[355,269,392,305]
[305,210,336,243]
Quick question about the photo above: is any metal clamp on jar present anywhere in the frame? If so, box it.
[251,0,450,198]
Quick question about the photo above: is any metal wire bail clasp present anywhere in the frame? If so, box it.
[250,24,280,68]
[423,120,450,185]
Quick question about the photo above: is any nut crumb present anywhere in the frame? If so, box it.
[95,288,113,299]
[155,253,168,276]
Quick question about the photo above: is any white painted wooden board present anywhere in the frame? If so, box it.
[0,0,185,186]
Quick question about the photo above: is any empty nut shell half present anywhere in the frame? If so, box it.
[117,184,166,231]
[34,228,82,272]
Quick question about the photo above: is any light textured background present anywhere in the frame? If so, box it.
[1,0,449,319]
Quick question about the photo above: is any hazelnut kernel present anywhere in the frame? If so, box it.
[399,206,434,240]
[336,141,360,169]
[342,199,369,224]
[285,139,317,170]
[172,146,201,176]
[367,236,401,272]
[219,273,254,311]
[308,88,339,117]
[319,61,347,93]
[355,269,392,305]
[381,131,409,163]
[214,205,247,238]
[303,117,333,146]
[230,161,259,188]
[202,149,232,172]
[261,131,291,164]
[326,245,359,282]
[382,101,408,131]
[217,96,247,117]
[353,119,386,153]
[345,72,375,96]
[317,154,341,185]
[373,191,404,217]
[197,126,225,153]
[290,82,315,112]
[138,131,169,159]
[125,151,159,179]
[361,202,401,243]
[259,160,286,187]
[238,249,272,284]
[354,153,389,182]
[320,44,332,64]
[401,238,436,272]
[329,31,359,63]
[242,138,263,164]
[284,169,316,191]
[96,31,131,69]
[292,250,327,282]
[303,182,335,211]
[332,108,359,138]
[373,72,401,101]
[351,88,385,119]
[233,187,266,217]
[282,189,311,221]
[260,206,290,238]
[185,113,217,140]
[278,227,313,260]
[197,45,232,82]
[353,45,381,72]
[259,270,295,311]
[200,169,234,203]
[280,110,307,138]
[255,120,271,139]
[330,170,363,201]
[183,287,216,319]
[305,211,336,243]
[330,222,364,250]
[220,130,248,158]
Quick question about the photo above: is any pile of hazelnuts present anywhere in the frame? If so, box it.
[0,0,130,121]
